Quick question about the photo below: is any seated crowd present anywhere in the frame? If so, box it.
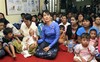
[0,10,100,62]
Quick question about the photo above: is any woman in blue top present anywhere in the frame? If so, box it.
[77,17,99,43]
[35,10,60,59]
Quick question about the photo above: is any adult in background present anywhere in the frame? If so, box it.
[35,10,60,59]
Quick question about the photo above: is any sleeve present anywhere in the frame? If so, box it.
[48,23,60,48]
[74,44,80,54]
[89,45,95,55]
[76,28,82,36]
[38,26,45,44]
[36,26,39,36]
[20,22,24,35]
[6,23,21,35]
[37,24,41,36]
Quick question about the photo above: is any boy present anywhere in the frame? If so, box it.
[2,27,16,59]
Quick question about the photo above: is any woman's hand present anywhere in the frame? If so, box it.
[43,46,50,52]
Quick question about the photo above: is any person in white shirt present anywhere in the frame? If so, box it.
[59,14,70,32]
[21,29,38,58]
[20,14,39,37]
[20,14,38,54]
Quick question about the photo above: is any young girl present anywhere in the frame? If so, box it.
[2,28,16,59]
[74,33,97,62]
[21,29,38,58]
[89,29,98,47]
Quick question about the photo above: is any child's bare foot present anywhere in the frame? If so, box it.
[12,55,16,60]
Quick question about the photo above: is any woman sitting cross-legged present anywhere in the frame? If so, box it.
[34,10,60,59]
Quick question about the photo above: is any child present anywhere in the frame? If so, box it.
[74,33,97,62]
[89,29,98,47]
[58,25,67,52]
[2,27,16,59]
[21,29,38,58]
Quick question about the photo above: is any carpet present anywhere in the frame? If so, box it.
[0,51,74,62]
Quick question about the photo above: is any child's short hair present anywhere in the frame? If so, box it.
[90,29,97,34]
[59,25,65,30]
[81,33,90,39]
[3,27,13,35]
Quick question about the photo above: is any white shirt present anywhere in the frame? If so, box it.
[59,22,70,32]
[20,22,39,37]
[74,44,95,61]
[6,23,21,35]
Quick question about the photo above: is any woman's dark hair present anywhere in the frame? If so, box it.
[38,13,42,16]
[32,15,37,19]
[83,17,93,27]
[95,16,100,20]
[3,27,13,35]
[76,12,84,20]
[61,14,67,18]
[0,12,5,18]
[0,18,5,23]
[0,13,9,25]
[21,13,25,16]
[42,10,52,17]
[24,13,32,21]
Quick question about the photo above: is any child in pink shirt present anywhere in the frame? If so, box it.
[89,29,98,47]
[74,33,97,62]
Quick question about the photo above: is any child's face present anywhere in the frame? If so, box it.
[7,33,13,39]
[90,31,96,39]
[60,28,64,34]
[29,29,34,36]
[81,38,90,47]
[0,23,4,31]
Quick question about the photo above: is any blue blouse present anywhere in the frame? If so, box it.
[77,26,99,36]
[38,22,60,48]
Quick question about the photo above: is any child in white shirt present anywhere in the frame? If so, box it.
[21,29,38,58]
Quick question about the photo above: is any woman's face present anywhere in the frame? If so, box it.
[82,20,90,28]
[0,14,4,19]
[78,14,83,21]
[0,23,4,31]
[24,18,31,27]
[32,17,36,22]
[71,17,77,25]
[43,12,52,23]
[95,17,100,25]
[61,16,67,23]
